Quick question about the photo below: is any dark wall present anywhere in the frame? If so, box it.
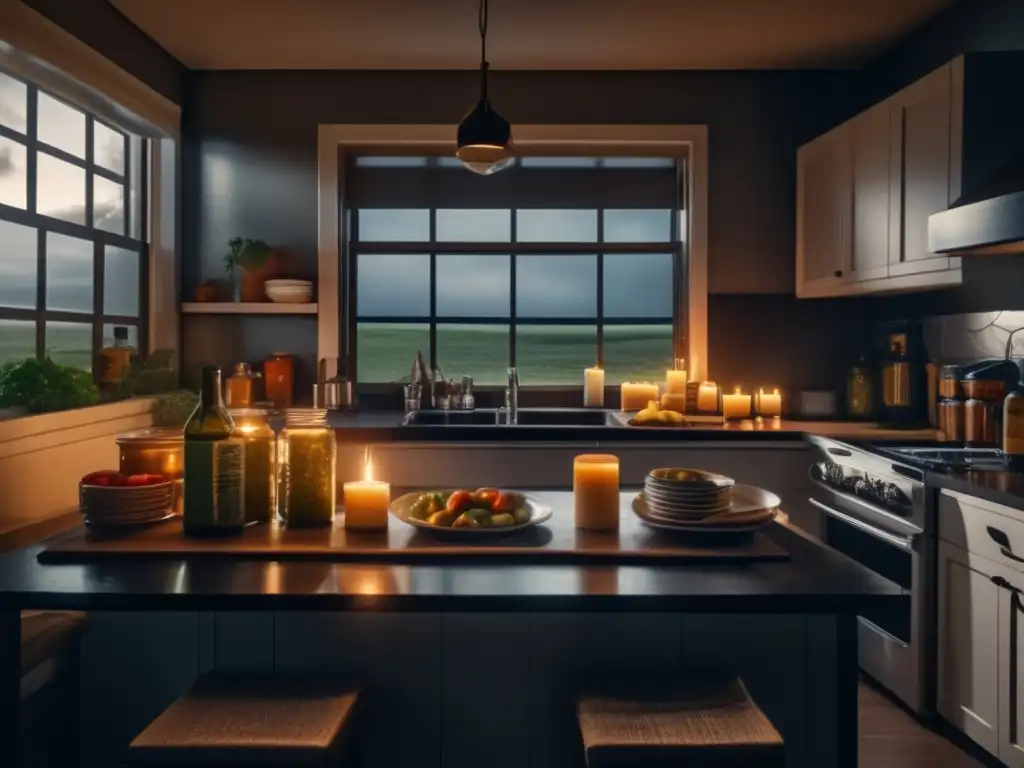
[182,69,862,296]
[23,0,184,104]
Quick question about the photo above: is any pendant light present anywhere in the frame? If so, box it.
[456,0,514,175]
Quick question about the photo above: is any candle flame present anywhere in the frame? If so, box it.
[363,446,374,482]
[733,386,742,395]
[773,387,780,396]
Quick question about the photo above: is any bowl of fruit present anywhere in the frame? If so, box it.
[79,470,174,527]
[390,487,552,535]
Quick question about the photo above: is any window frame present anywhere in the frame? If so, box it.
[317,125,709,390]
[0,71,149,369]
[349,206,682,386]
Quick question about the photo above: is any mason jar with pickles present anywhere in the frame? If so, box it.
[278,408,336,527]
[228,408,276,524]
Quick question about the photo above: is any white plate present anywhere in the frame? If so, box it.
[389,490,552,536]
[638,484,780,519]
[633,495,776,535]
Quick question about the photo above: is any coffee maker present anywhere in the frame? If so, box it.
[878,321,928,426]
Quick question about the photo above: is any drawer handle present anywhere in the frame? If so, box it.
[987,525,1024,564]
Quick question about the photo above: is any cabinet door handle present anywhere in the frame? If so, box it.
[834,270,844,278]
[987,525,1024,564]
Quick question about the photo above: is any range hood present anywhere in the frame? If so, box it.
[929,150,1024,255]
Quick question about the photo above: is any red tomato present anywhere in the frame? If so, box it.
[446,490,473,515]
[472,487,501,507]
[491,492,514,513]
[81,470,119,486]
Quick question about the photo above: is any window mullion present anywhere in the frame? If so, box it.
[597,209,605,368]
[429,209,437,372]
[85,116,94,230]
[25,85,37,215]
[35,228,45,358]
[509,210,517,369]
[92,237,104,377]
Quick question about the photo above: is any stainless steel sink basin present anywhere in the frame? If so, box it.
[401,408,610,427]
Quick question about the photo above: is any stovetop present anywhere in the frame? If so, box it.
[876,445,1006,473]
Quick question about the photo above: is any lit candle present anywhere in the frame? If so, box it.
[620,382,660,412]
[574,454,620,531]
[755,387,783,418]
[584,367,605,407]
[343,457,390,531]
[666,369,688,396]
[722,386,752,421]
[696,381,720,413]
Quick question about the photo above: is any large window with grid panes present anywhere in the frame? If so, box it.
[0,68,148,371]
[346,156,685,387]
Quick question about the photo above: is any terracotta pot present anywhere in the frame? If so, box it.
[240,249,289,303]
[194,283,219,303]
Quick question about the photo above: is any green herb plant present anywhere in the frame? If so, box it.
[0,357,100,414]
[222,237,271,278]
[152,390,200,428]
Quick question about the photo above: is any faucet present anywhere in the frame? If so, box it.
[504,367,519,425]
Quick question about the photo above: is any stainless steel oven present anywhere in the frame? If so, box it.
[806,436,934,715]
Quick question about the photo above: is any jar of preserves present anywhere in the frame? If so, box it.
[228,408,276,524]
[278,408,336,527]
[264,353,294,409]
[225,362,259,408]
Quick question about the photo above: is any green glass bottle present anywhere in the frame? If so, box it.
[183,365,245,536]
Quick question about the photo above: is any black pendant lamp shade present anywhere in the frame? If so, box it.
[456,0,514,175]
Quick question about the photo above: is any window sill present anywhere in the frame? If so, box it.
[0,397,155,449]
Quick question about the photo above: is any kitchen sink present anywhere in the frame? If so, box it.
[401,408,610,427]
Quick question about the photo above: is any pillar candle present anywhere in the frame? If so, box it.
[584,367,605,407]
[722,387,752,421]
[620,382,660,411]
[696,381,720,413]
[343,461,390,531]
[573,454,620,531]
[755,387,783,418]
[665,369,688,396]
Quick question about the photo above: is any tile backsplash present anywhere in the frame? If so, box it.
[922,311,1024,362]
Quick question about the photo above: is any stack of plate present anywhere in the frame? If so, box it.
[265,279,313,304]
[80,481,175,527]
[643,468,735,520]
[637,468,780,536]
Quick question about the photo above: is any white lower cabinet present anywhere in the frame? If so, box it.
[1001,568,1024,767]
[937,540,1001,756]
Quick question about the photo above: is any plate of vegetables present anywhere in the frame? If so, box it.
[390,488,552,535]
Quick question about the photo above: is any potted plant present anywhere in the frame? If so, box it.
[223,237,286,302]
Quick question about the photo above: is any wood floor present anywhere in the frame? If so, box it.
[860,683,987,767]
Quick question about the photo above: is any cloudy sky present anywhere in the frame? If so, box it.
[356,208,675,319]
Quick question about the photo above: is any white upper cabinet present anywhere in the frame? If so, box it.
[796,125,850,296]
[889,64,957,276]
[850,101,892,282]
[796,58,964,297]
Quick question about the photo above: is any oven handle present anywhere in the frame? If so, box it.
[809,498,916,551]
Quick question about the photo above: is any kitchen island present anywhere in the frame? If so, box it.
[0,489,904,768]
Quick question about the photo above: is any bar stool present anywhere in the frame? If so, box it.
[127,674,361,766]
[20,610,91,766]
[577,677,784,768]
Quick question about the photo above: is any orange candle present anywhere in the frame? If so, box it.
[722,387,752,421]
[343,458,390,531]
[755,387,782,418]
[574,454,620,531]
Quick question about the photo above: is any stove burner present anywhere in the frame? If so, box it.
[882,446,1005,472]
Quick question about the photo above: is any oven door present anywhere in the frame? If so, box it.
[811,492,931,714]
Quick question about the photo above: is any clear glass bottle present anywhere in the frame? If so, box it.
[98,325,135,391]
[228,408,276,524]
[183,365,245,536]
[278,408,336,527]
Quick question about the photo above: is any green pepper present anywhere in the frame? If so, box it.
[491,512,515,527]
[512,507,530,525]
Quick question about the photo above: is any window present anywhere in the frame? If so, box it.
[0,69,148,370]
[347,156,683,386]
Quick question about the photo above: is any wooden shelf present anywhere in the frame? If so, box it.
[181,302,318,315]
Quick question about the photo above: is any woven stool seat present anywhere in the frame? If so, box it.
[577,677,784,768]
[128,674,361,766]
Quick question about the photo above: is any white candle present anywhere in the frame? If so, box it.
[620,382,659,412]
[584,367,605,407]
[343,459,390,531]
[696,381,720,413]
[755,387,782,418]
[666,369,688,396]
[574,454,620,531]
[722,387,752,421]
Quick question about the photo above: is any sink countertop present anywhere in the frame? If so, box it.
[327,410,938,442]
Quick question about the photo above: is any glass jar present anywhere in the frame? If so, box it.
[278,408,336,527]
[265,352,294,409]
[229,408,277,524]
[225,362,259,408]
